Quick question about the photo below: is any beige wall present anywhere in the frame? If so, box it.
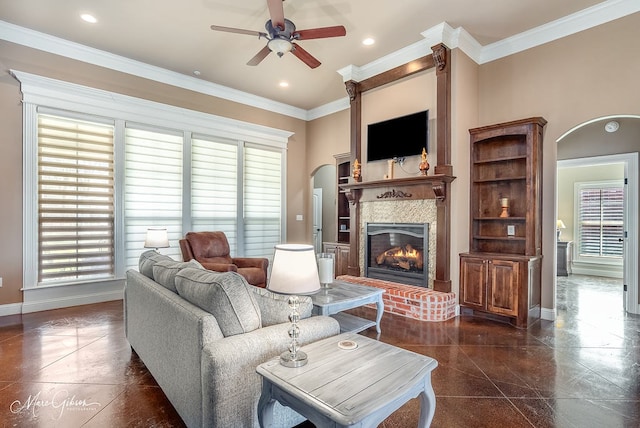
[0,41,308,305]
[477,12,640,310]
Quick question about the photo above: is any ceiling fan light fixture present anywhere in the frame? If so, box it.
[268,37,293,57]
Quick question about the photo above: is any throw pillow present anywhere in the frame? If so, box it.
[152,259,204,292]
[251,287,313,327]
[175,268,262,337]
[138,250,174,279]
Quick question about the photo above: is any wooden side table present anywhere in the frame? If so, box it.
[257,333,438,428]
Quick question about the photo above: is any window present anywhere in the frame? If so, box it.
[244,145,283,257]
[37,114,115,284]
[191,136,238,247]
[124,126,184,269]
[18,70,290,290]
[577,183,624,259]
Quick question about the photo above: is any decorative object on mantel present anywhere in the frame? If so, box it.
[377,189,412,199]
[556,219,566,240]
[499,197,510,218]
[267,244,321,368]
[385,159,394,179]
[419,148,430,176]
[352,158,361,181]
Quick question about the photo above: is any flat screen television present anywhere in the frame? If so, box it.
[367,110,428,162]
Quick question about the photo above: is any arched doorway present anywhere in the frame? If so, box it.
[556,116,640,315]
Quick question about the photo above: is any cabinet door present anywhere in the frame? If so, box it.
[335,244,350,277]
[460,257,487,310]
[487,259,519,316]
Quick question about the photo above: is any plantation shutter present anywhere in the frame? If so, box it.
[37,114,115,283]
[578,186,624,258]
[191,137,239,249]
[244,146,282,258]
[124,126,183,268]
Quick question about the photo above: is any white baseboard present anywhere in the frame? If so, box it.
[541,307,556,321]
[20,279,125,314]
[0,303,23,317]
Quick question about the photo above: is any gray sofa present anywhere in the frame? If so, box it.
[124,251,340,427]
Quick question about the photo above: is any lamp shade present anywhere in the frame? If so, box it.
[268,244,320,295]
[144,227,169,249]
[556,220,566,229]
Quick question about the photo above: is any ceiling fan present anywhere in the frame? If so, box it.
[210,0,346,69]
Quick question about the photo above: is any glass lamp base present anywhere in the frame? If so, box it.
[280,350,309,368]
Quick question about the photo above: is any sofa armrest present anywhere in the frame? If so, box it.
[200,261,238,272]
[201,316,339,428]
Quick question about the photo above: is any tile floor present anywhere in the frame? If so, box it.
[0,274,638,427]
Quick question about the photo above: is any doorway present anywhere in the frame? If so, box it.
[556,117,640,315]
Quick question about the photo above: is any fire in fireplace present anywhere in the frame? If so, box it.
[366,223,429,287]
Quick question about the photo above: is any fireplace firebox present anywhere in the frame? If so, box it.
[365,223,429,288]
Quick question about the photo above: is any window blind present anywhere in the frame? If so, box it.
[191,137,238,249]
[578,186,624,258]
[124,126,183,269]
[37,114,115,283]
[244,146,282,258]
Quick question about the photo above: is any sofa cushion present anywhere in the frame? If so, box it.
[175,268,262,337]
[139,250,174,279]
[152,259,204,292]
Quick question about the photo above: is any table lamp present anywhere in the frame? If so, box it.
[144,227,170,251]
[556,220,566,240]
[267,244,321,368]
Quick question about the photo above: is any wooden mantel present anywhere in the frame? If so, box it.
[340,174,455,204]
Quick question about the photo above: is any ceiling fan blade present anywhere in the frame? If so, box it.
[210,25,266,38]
[295,25,346,40]
[247,45,272,66]
[266,0,285,29]
[291,43,321,69]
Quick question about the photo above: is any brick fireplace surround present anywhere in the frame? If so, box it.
[338,275,456,322]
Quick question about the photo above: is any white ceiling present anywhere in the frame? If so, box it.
[0,0,635,114]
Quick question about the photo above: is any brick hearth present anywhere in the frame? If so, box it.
[337,275,456,322]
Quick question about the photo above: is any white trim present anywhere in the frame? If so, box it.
[558,153,639,315]
[480,0,640,64]
[21,280,124,314]
[0,303,23,317]
[0,20,307,121]
[10,70,293,148]
[541,307,556,321]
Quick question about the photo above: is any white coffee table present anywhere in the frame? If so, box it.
[257,332,438,428]
[310,280,384,334]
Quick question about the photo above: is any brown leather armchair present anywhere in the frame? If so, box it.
[179,231,268,288]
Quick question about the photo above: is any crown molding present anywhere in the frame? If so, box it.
[0,20,308,120]
[2,0,638,121]
[480,0,640,64]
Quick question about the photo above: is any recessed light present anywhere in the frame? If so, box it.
[279,81,289,88]
[604,120,619,133]
[362,38,375,46]
[80,13,97,24]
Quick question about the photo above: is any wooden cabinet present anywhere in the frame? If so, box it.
[322,242,350,277]
[460,253,541,327]
[335,153,351,244]
[460,118,546,328]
